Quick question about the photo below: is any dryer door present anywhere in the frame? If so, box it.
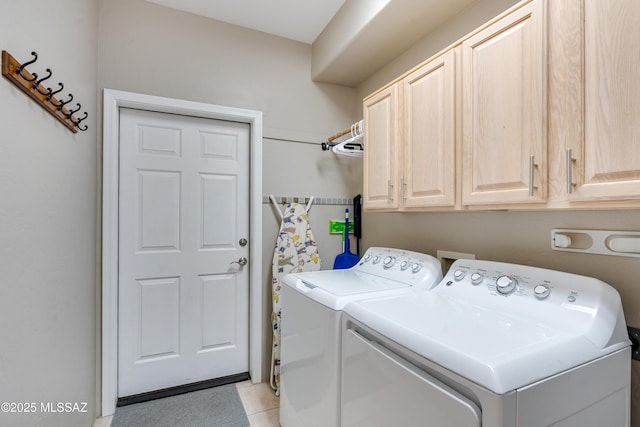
[342,329,481,427]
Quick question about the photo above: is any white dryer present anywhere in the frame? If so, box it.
[279,247,442,427]
[342,259,631,427]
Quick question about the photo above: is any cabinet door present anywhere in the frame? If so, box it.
[402,49,456,209]
[567,0,640,201]
[461,0,547,206]
[363,85,400,210]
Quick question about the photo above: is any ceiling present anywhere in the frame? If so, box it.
[146,0,484,86]
[146,0,347,44]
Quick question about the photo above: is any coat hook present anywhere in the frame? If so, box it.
[72,111,88,126]
[36,86,52,96]
[20,70,38,83]
[56,93,73,111]
[74,112,88,131]
[34,68,52,95]
[65,103,82,119]
[15,51,38,81]
[47,82,64,105]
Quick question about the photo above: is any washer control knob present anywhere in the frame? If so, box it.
[383,256,396,268]
[534,284,551,299]
[363,254,371,262]
[399,260,410,271]
[471,273,484,285]
[411,263,422,273]
[372,256,381,264]
[453,270,465,281]
[496,275,517,294]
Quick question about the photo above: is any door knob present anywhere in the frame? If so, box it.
[230,257,248,266]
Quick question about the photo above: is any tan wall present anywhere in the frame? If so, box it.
[0,1,99,426]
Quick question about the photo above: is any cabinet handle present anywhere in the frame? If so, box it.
[387,180,394,203]
[529,155,538,196]
[401,177,406,200]
[566,148,575,194]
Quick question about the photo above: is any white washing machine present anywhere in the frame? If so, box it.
[279,247,442,427]
[342,259,631,427]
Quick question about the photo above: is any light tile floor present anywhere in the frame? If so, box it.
[93,416,113,427]
[236,380,280,427]
[93,381,280,427]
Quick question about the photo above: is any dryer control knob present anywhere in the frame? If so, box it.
[471,273,484,285]
[496,275,517,294]
[372,256,381,264]
[399,260,410,271]
[453,270,465,281]
[363,254,371,262]
[534,284,551,299]
[411,263,422,273]
[383,256,396,268]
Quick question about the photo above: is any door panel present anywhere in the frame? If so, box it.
[201,174,237,249]
[462,0,547,205]
[118,108,250,397]
[138,170,181,251]
[200,274,237,350]
[363,85,400,210]
[137,277,180,360]
[569,0,640,200]
[403,49,456,208]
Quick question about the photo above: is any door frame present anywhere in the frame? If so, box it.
[101,89,263,416]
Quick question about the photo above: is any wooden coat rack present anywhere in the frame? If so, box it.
[2,50,88,133]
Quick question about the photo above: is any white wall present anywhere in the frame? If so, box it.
[0,1,99,427]
[97,0,360,382]
[355,0,640,424]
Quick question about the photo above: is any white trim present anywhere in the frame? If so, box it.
[101,89,263,416]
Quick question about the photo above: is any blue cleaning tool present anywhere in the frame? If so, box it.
[333,208,360,269]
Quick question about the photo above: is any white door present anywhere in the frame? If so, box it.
[117,108,250,397]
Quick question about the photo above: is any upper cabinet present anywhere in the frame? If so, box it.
[363,85,400,210]
[461,0,546,206]
[364,0,640,212]
[363,49,457,211]
[566,0,640,202]
[402,49,457,209]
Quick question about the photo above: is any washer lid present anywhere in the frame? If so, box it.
[283,270,410,310]
[343,259,630,394]
[345,291,627,394]
[281,247,443,310]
